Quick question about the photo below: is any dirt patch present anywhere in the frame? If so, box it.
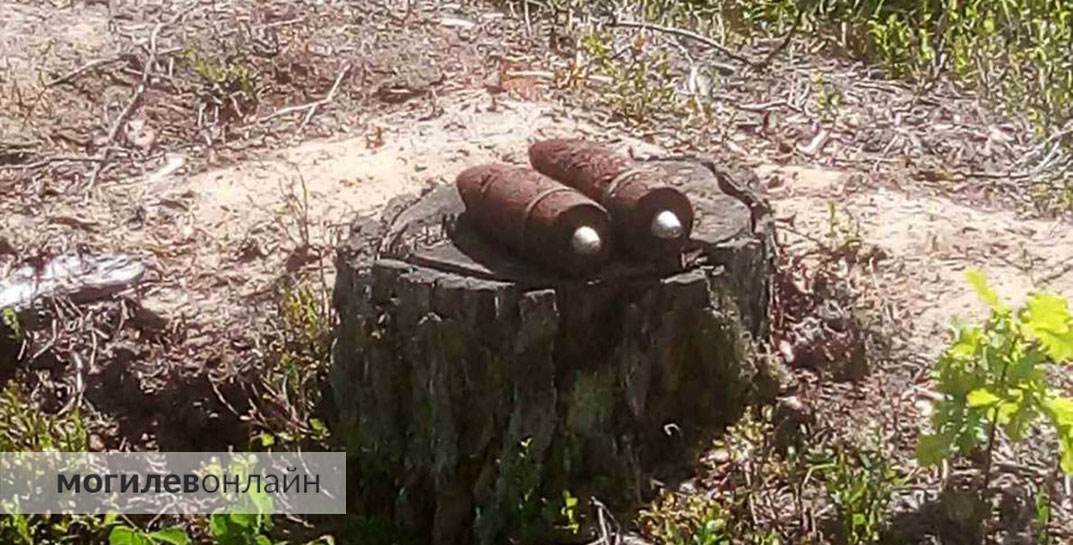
[0,84,663,450]
[765,164,1073,358]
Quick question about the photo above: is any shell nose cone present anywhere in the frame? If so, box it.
[571,226,603,255]
[651,210,683,239]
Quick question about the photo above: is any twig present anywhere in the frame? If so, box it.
[257,64,352,128]
[523,0,532,35]
[757,8,804,68]
[611,20,755,66]
[47,56,129,87]
[950,168,1033,180]
[11,155,105,171]
[299,64,352,132]
[46,47,182,87]
[85,22,168,190]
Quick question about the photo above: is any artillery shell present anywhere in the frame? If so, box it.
[455,164,612,275]
[528,139,694,260]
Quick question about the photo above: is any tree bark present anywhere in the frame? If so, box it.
[330,159,776,545]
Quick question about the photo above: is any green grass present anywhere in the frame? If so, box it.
[524,0,1073,208]
[551,0,1073,131]
[250,278,334,451]
[731,0,1072,131]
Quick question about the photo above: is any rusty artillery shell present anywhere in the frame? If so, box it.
[456,164,612,275]
[528,139,695,260]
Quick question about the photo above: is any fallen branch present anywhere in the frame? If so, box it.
[611,20,755,66]
[257,64,352,128]
[757,8,804,68]
[12,155,105,171]
[46,47,182,87]
[85,22,169,190]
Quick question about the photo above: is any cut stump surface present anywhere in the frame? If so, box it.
[331,159,775,545]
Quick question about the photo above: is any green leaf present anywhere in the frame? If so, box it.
[209,514,231,539]
[228,513,259,529]
[966,388,1001,408]
[1025,294,1072,332]
[1023,294,1073,362]
[1006,350,1044,381]
[109,527,134,545]
[966,270,1004,311]
[947,324,983,359]
[249,488,274,518]
[110,527,151,545]
[995,400,1021,426]
[148,528,191,545]
[916,433,952,466]
[1045,396,1073,429]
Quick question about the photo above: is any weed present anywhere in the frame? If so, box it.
[0,383,108,544]
[722,0,1073,130]
[560,490,581,535]
[252,278,334,449]
[496,438,583,542]
[0,382,86,452]
[108,524,190,545]
[1034,487,1052,544]
[1,513,118,545]
[825,202,862,250]
[247,161,335,449]
[640,409,796,545]
[579,30,680,123]
[3,307,22,339]
[180,48,261,123]
[918,271,1073,485]
[640,494,732,545]
[811,437,903,545]
[813,72,843,122]
[515,0,1073,208]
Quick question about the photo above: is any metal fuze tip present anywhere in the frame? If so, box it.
[651,210,683,239]
[571,226,602,255]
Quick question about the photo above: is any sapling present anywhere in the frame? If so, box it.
[918,271,1073,488]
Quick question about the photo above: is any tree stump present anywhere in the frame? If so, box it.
[330,159,775,545]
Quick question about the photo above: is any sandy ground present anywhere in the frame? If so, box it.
[763,165,1073,355]
[85,97,1072,360]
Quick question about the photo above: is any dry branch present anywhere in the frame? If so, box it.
[85,21,169,190]
[257,64,353,130]
[611,20,756,66]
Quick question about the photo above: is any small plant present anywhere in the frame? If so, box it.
[918,271,1073,485]
[812,438,903,545]
[641,410,792,545]
[639,493,732,545]
[2,513,119,545]
[180,47,260,122]
[210,510,276,545]
[0,384,109,544]
[252,278,334,450]
[579,30,680,123]
[1034,487,1052,545]
[109,525,190,545]
[208,463,280,545]
[0,382,87,452]
[498,438,583,542]
[825,201,862,254]
[3,307,22,339]
[813,73,843,121]
[560,490,581,535]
